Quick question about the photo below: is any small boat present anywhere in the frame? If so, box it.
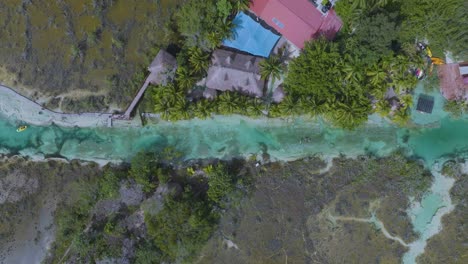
[431,57,445,65]
[16,125,28,132]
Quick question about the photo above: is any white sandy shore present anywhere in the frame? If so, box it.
[0,85,114,127]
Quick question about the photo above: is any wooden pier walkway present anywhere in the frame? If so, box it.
[113,50,177,121]
[122,74,151,119]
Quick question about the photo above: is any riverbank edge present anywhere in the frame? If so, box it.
[1,84,397,129]
[0,85,115,127]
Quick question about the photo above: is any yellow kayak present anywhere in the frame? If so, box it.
[16,125,28,132]
[426,47,433,58]
[431,57,445,65]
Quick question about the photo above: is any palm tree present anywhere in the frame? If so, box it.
[218,19,235,41]
[352,0,392,11]
[175,67,196,90]
[399,94,413,110]
[153,84,178,114]
[391,55,410,74]
[169,97,191,121]
[324,93,371,129]
[188,47,210,74]
[276,96,299,116]
[193,99,213,119]
[259,55,283,82]
[268,103,281,118]
[217,92,240,115]
[259,55,284,98]
[374,99,391,117]
[393,75,417,95]
[232,0,251,12]
[331,100,370,129]
[246,98,264,117]
[366,65,387,87]
[236,95,249,111]
[351,0,368,10]
[297,96,321,117]
[153,88,176,120]
[343,64,363,85]
[371,89,386,101]
[392,108,410,126]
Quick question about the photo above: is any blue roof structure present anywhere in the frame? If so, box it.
[223,12,280,58]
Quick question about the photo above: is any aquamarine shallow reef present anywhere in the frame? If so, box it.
[0,84,467,264]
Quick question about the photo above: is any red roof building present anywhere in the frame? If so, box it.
[250,0,342,49]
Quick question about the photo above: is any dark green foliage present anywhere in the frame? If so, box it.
[285,39,343,97]
[152,86,265,121]
[145,187,219,262]
[335,0,398,30]
[444,100,468,118]
[206,164,236,204]
[129,152,159,192]
[52,177,99,263]
[146,0,464,129]
[49,155,244,263]
[145,0,439,130]
[188,46,211,74]
[134,240,162,264]
[399,0,468,59]
[347,12,401,64]
[98,170,121,199]
[283,39,372,128]
[336,0,468,60]
[259,53,285,82]
[173,0,236,51]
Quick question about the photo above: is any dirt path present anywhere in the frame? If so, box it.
[327,201,409,248]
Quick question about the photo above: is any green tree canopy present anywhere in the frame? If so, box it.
[206,164,236,205]
[283,38,374,129]
[346,12,401,64]
[284,38,343,99]
[146,188,218,262]
[399,0,468,59]
[174,0,235,51]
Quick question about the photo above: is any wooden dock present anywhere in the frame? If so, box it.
[122,74,151,119]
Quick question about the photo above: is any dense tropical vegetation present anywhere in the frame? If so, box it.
[46,151,247,263]
[1,0,466,124]
[140,0,466,129]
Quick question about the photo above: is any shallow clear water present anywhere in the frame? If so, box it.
[2,114,468,164]
[410,193,443,235]
[1,110,467,263]
[0,116,404,162]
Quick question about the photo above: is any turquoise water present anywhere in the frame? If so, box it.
[2,115,468,165]
[1,111,467,263]
[407,118,468,163]
[410,193,444,235]
[403,165,456,264]
[0,116,404,162]
[410,82,449,125]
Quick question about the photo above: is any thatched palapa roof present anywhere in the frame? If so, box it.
[148,50,177,85]
[204,49,265,97]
